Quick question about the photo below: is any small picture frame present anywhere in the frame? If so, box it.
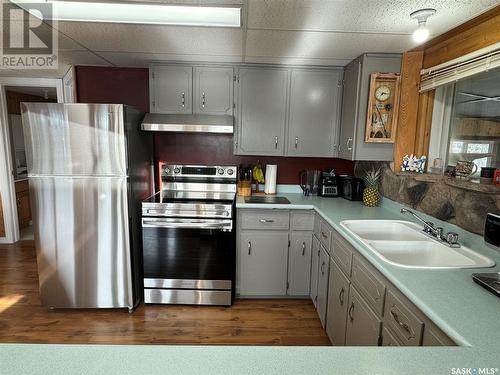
[365,72,401,144]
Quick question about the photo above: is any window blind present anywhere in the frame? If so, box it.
[420,42,500,92]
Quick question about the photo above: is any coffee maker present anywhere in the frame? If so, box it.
[319,169,340,197]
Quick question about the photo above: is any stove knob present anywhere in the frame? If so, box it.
[227,169,234,175]
[217,168,225,175]
[164,167,170,174]
[173,167,180,174]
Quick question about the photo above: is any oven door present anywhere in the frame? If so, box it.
[141,218,235,302]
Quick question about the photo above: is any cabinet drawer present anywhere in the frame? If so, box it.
[291,211,314,231]
[331,235,353,277]
[239,210,290,230]
[319,220,333,250]
[350,256,386,316]
[382,327,402,346]
[384,290,424,346]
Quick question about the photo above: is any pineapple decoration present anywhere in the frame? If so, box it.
[362,169,382,207]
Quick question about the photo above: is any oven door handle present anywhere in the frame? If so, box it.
[142,218,233,231]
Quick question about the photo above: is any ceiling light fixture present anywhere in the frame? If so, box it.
[410,8,436,44]
[10,0,242,28]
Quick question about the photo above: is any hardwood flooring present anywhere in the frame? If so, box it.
[0,241,331,346]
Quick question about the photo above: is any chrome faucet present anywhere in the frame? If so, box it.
[400,208,460,248]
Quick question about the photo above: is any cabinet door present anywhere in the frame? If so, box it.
[235,68,288,155]
[338,59,361,160]
[286,70,341,157]
[317,245,330,327]
[345,285,382,346]
[326,259,350,346]
[150,65,192,114]
[310,235,320,307]
[194,66,233,115]
[16,190,31,229]
[238,231,288,296]
[288,232,312,296]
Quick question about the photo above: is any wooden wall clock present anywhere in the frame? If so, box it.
[365,72,401,144]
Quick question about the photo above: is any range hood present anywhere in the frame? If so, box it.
[141,113,233,134]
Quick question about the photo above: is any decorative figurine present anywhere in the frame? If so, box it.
[401,154,427,173]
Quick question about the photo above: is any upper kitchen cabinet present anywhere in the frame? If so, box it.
[338,54,402,161]
[150,65,193,114]
[194,66,234,115]
[150,64,234,115]
[235,67,289,156]
[286,70,342,157]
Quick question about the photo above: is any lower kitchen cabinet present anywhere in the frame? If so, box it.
[316,245,330,328]
[381,327,402,346]
[345,285,382,346]
[310,235,320,307]
[15,180,31,229]
[238,231,289,296]
[326,258,350,345]
[288,232,312,296]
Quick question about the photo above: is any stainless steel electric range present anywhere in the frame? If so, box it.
[141,164,237,306]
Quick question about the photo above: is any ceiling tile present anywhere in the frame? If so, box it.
[245,29,408,63]
[56,22,243,56]
[247,0,500,34]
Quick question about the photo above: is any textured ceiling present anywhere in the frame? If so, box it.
[0,0,499,77]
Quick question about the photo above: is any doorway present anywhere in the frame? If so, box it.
[5,87,58,240]
[0,78,63,244]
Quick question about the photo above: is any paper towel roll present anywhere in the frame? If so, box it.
[264,164,277,194]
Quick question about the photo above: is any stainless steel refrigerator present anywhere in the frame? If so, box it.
[21,103,153,311]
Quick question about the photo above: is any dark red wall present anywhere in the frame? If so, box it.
[76,66,354,184]
[76,66,149,112]
[155,133,354,183]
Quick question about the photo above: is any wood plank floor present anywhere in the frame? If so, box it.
[0,241,331,346]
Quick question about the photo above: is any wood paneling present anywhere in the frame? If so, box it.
[76,66,149,112]
[418,5,500,69]
[14,180,31,229]
[5,90,55,115]
[0,193,5,238]
[393,51,424,169]
[414,90,435,157]
[0,242,331,346]
[155,132,355,185]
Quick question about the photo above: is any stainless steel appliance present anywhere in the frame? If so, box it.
[21,103,153,311]
[299,170,321,196]
[141,113,233,133]
[142,164,237,306]
[319,169,339,197]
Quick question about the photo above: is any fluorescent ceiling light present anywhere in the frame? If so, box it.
[10,1,241,27]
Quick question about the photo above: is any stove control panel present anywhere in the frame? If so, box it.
[160,164,237,179]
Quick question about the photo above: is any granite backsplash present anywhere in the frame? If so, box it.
[354,162,500,235]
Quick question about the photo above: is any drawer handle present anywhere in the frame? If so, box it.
[181,92,185,107]
[259,219,275,223]
[274,136,278,149]
[302,242,306,256]
[321,231,328,239]
[202,92,206,108]
[348,302,354,321]
[338,287,344,305]
[390,309,415,339]
[320,261,325,275]
[247,241,251,255]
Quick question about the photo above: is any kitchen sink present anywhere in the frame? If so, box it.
[340,220,495,269]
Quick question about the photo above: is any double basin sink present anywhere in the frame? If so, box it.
[340,220,495,269]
